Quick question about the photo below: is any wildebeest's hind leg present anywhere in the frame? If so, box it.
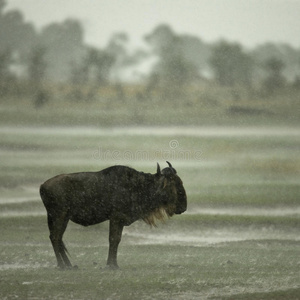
[47,212,72,269]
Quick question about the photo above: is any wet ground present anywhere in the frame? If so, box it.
[0,125,299,299]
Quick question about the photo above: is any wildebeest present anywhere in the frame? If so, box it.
[40,161,187,269]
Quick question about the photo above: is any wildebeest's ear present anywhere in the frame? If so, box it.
[156,163,161,175]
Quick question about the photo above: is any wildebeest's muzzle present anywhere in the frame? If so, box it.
[175,193,187,214]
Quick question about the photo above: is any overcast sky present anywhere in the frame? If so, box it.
[6,0,300,49]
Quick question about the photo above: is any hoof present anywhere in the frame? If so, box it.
[57,265,78,271]
[104,264,119,271]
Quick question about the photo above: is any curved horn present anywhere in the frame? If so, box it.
[166,161,173,169]
[156,163,161,175]
[166,161,177,174]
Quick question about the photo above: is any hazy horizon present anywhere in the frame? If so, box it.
[6,0,300,50]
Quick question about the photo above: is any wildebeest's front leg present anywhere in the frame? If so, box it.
[106,218,124,269]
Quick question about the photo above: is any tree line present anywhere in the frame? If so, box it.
[1,0,300,105]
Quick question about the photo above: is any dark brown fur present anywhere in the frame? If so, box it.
[40,162,187,269]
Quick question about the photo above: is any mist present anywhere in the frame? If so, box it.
[1,1,300,299]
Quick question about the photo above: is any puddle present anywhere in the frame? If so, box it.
[2,206,299,219]
[124,231,242,246]
[187,207,300,217]
[123,228,300,247]
[0,262,49,271]
[0,197,39,204]
[0,211,45,218]
[1,126,299,137]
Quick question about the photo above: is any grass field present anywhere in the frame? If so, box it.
[0,85,299,127]
[0,94,299,299]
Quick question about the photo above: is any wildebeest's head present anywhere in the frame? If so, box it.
[143,161,187,226]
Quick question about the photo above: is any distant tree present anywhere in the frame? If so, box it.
[39,19,85,81]
[145,24,198,98]
[69,61,87,86]
[210,41,253,88]
[145,24,210,73]
[28,46,49,108]
[68,61,84,101]
[68,45,115,101]
[28,46,47,84]
[84,47,115,85]
[0,2,36,57]
[262,57,286,95]
[69,47,115,101]
[0,49,13,95]
[105,33,130,100]
[0,49,10,77]
[292,53,300,90]
[0,0,6,17]
[251,42,300,82]
[145,24,174,56]
[157,51,198,97]
[292,76,300,90]
[106,32,128,78]
[0,0,37,83]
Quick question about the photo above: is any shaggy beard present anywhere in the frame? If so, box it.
[142,204,176,227]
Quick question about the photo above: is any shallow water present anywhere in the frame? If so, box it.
[0,196,39,204]
[1,203,299,218]
[187,206,300,217]
[0,262,49,271]
[124,227,300,247]
[0,211,45,218]
[1,125,300,137]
